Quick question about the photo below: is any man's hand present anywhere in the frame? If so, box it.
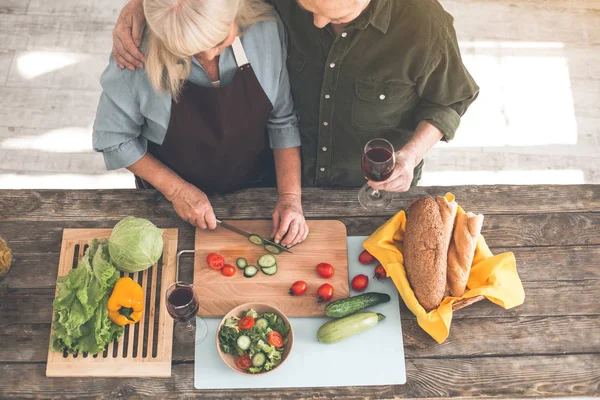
[169,182,218,229]
[368,149,418,193]
[112,0,146,71]
[271,194,309,247]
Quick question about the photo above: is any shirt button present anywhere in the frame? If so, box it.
[322,147,328,152]
[325,94,331,99]
[379,94,386,100]
[329,63,336,68]
[323,121,329,126]
[320,167,326,172]
[341,32,348,38]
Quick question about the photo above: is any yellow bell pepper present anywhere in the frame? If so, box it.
[107,277,144,326]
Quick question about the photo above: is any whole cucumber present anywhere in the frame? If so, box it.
[325,292,391,318]
[317,312,386,344]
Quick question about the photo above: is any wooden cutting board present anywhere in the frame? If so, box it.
[193,220,349,317]
[46,228,178,377]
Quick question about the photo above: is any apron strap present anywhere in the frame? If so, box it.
[231,37,249,67]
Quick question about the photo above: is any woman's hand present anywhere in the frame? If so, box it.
[169,182,217,229]
[112,0,146,70]
[368,149,418,193]
[271,194,309,247]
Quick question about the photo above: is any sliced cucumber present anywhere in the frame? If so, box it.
[261,265,278,276]
[255,318,269,331]
[251,352,266,368]
[248,234,264,245]
[243,265,259,278]
[236,258,248,269]
[257,254,277,268]
[264,243,282,255]
[236,335,251,350]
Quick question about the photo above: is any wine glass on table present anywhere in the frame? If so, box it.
[358,138,396,210]
[166,282,207,345]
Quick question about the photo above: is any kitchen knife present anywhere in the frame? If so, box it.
[215,219,293,254]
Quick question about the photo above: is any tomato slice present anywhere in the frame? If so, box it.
[206,253,224,270]
[268,331,284,348]
[236,354,252,370]
[238,316,255,331]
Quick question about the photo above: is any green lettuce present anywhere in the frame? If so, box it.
[51,239,123,355]
[218,316,242,355]
[262,313,291,338]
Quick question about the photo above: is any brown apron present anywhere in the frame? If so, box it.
[136,37,275,194]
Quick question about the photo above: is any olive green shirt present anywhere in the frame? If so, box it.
[273,0,479,187]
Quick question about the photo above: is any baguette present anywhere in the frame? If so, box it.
[436,195,458,264]
[447,212,484,297]
[404,197,446,311]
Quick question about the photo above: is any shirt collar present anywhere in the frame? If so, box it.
[353,0,391,34]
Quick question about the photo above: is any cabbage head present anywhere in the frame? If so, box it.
[108,216,163,273]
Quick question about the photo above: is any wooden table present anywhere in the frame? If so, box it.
[1,186,599,399]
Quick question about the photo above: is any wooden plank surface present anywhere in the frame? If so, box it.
[1,186,599,221]
[0,186,599,398]
[193,220,349,317]
[1,355,599,399]
[4,212,599,256]
[0,87,99,130]
[5,51,107,90]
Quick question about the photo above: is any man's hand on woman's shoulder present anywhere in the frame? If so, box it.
[113,0,146,71]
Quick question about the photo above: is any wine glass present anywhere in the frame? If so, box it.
[165,282,207,345]
[358,138,396,210]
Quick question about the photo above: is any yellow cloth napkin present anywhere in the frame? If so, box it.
[363,193,525,344]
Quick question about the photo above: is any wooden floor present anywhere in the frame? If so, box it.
[0,0,598,188]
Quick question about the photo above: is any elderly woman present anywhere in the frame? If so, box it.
[93,0,308,246]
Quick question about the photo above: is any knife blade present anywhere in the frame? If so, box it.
[216,219,293,254]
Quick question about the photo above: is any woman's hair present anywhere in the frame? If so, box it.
[144,0,273,100]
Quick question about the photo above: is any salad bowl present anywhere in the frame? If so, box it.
[216,302,294,376]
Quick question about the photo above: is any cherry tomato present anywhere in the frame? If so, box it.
[289,280,308,296]
[374,264,387,280]
[358,249,376,264]
[238,316,255,331]
[351,274,369,292]
[221,264,236,277]
[236,354,252,370]
[268,331,284,348]
[206,253,224,270]
[316,283,335,303]
[316,263,334,279]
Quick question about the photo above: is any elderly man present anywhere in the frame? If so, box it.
[112,0,479,193]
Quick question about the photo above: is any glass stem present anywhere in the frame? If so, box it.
[371,189,381,198]
[185,320,195,331]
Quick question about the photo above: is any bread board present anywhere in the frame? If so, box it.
[46,228,178,377]
[193,220,349,317]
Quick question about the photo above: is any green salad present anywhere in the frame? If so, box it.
[218,309,291,374]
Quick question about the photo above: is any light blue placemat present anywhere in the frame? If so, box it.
[194,236,406,389]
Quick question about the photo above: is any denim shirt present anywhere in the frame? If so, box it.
[92,15,301,170]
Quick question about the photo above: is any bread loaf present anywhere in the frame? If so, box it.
[447,212,484,297]
[404,197,446,311]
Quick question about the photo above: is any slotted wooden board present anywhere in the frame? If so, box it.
[46,228,178,377]
[193,220,349,317]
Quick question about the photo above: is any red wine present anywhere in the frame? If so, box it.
[167,287,199,323]
[362,147,394,182]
